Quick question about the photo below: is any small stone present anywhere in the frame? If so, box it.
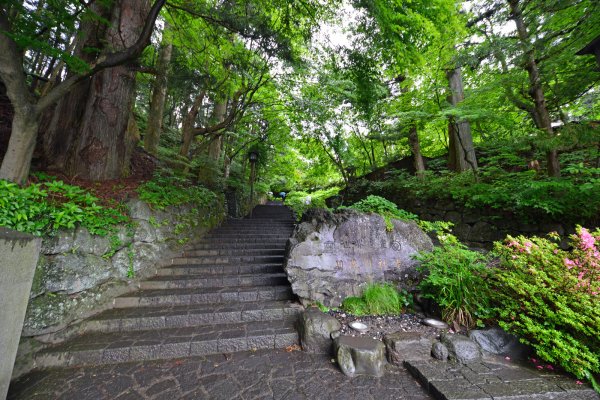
[431,342,449,360]
[349,321,368,333]
[422,318,448,329]
[334,335,386,377]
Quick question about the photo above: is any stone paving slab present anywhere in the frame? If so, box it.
[405,359,600,400]
[9,349,432,400]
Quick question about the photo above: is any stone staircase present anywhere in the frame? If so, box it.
[34,205,301,369]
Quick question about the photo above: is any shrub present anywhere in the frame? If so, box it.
[492,229,600,391]
[341,283,412,316]
[415,234,492,328]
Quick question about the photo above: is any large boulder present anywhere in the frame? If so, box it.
[284,208,433,307]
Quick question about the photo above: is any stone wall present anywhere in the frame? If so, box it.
[399,197,570,248]
[23,198,225,338]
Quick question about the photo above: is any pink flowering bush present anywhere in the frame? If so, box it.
[492,227,600,391]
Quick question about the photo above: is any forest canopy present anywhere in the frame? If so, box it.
[0,0,598,196]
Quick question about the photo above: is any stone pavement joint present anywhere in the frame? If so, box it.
[405,359,600,400]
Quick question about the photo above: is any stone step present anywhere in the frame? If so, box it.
[83,301,302,333]
[139,273,289,290]
[156,263,284,277]
[193,239,289,247]
[114,286,294,308]
[165,255,284,266]
[35,320,298,368]
[183,248,286,257]
[189,242,288,250]
[206,233,293,239]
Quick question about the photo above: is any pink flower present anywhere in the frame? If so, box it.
[536,365,544,370]
[531,358,538,363]
[576,381,583,385]
[579,228,596,251]
[564,258,575,270]
[505,356,511,360]
[545,365,554,370]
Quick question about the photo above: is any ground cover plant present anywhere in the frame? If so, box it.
[0,175,128,236]
[491,228,600,391]
[137,169,218,210]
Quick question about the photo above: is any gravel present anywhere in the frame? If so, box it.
[328,310,443,341]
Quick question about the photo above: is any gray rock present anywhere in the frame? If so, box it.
[127,199,153,221]
[42,254,112,294]
[297,308,341,354]
[133,220,158,243]
[384,332,433,365]
[334,335,386,377]
[114,225,133,248]
[112,242,165,276]
[441,333,482,363]
[284,208,433,307]
[431,342,449,360]
[468,327,531,359]
[41,231,76,254]
[71,228,111,256]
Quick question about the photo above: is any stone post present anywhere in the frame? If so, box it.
[0,228,41,399]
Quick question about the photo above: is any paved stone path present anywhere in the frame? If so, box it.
[406,358,600,400]
[8,349,432,400]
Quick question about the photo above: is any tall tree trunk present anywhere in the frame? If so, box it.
[508,0,560,177]
[408,124,425,178]
[208,100,226,161]
[144,22,173,155]
[179,91,205,157]
[67,0,150,180]
[446,67,478,172]
[42,1,113,172]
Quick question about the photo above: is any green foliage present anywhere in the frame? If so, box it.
[348,195,418,231]
[415,235,492,328]
[0,178,128,236]
[341,283,412,316]
[346,195,452,233]
[285,187,340,219]
[491,230,600,390]
[137,170,217,210]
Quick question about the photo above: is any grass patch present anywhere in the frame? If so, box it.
[341,283,412,316]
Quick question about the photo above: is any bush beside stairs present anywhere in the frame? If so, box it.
[34,205,301,368]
